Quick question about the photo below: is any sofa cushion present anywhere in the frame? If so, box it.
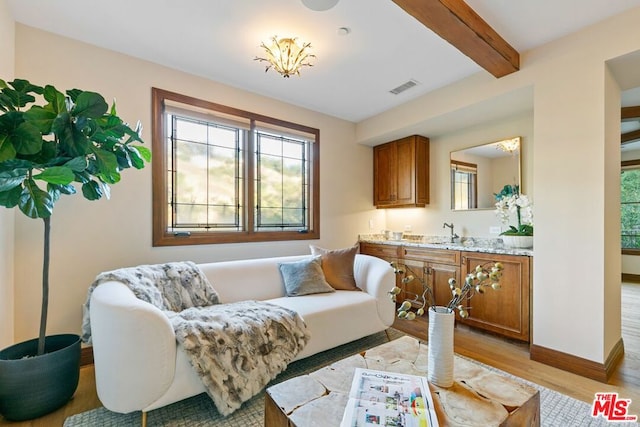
[310,244,361,291]
[278,257,335,297]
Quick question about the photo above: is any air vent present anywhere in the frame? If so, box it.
[389,79,420,95]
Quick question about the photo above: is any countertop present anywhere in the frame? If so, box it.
[358,235,533,257]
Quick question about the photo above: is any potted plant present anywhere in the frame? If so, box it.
[0,79,150,421]
[494,184,533,248]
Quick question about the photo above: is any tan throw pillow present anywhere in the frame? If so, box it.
[309,244,361,291]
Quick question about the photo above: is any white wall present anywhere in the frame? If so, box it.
[358,8,640,364]
[0,0,15,349]
[12,25,378,343]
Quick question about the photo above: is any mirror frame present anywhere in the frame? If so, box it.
[450,136,522,211]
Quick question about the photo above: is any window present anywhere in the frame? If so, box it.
[152,88,319,246]
[622,160,640,253]
[451,160,478,210]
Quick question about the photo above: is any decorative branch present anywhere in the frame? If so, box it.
[388,261,504,319]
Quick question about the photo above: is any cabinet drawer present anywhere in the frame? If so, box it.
[359,243,401,258]
[402,247,460,265]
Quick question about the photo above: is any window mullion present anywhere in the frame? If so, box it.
[170,115,178,230]
[247,121,256,233]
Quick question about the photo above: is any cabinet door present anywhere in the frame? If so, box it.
[428,262,460,309]
[402,259,428,308]
[395,137,416,205]
[373,143,397,206]
[460,252,530,342]
[373,135,429,208]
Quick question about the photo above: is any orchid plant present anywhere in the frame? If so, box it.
[388,261,503,319]
[494,184,533,236]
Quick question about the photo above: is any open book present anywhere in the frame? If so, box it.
[340,368,439,427]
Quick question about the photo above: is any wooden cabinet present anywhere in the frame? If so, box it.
[359,242,401,260]
[359,242,403,297]
[373,135,429,208]
[402,247,460,309]
[460,251,531,342]
[360,242,531,342]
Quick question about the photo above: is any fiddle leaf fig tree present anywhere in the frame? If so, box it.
[0,79,150,355]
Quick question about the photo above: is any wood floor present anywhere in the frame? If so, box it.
[3,282,640,426]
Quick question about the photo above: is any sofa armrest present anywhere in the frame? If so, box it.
[353,254,396,327]
[90,281,177,414]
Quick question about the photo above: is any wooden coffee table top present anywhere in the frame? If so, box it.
[265,335,540,427]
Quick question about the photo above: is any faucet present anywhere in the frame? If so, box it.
[443,222,459,243]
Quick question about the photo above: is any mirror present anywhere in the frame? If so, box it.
[450,137,522,210]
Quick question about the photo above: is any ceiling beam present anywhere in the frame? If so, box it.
[622,106,640,121]
[622,129,640,144]
[392,0,519,78]
[621,106,640,145]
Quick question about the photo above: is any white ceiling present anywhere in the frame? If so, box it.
[7,0,640,124]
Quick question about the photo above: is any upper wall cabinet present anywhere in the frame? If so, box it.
[374,135,429,208]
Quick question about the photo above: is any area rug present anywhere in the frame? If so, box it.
[64,329,633,427]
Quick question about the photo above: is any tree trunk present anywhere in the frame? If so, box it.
[37,217,50,356]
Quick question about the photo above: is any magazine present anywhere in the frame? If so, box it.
[340,368,439,427]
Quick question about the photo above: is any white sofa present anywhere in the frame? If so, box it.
[89,254,395,419]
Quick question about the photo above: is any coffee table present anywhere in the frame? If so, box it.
[264,335,539,426]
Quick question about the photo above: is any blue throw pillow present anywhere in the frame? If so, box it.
[278,257,335,297]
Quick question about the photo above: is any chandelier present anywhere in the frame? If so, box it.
[255,36,315,78]
[496,137,521,154]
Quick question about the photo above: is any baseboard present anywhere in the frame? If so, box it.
[80,346,94,366]
[622,273,640,283]
[530,338,624,383]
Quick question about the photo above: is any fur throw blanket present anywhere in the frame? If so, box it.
[82,261,310,416]
[167,301,310,416]
[81,261,219,344]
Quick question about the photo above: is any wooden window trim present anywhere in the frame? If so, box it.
[151,88,320,246]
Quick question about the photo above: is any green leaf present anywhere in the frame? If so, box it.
[54,115,90,157]
[9,79,44,96]
[24,105,57,134]
[72,92,108,119]
[43,85,66,114]
[124,145,150,169]
[4,79,43,109]
[51,110,71,135]
[49,183,76,196]
[133,145,151,162]
[0,168,28,191]
[89,147,119,183]
[19,178,53,218]
[0,133,17,162]
[0,185,22,208]
[0,79,6,90]
[22,140,56,165]
[81,180,102,200]
[33,166,75,185]
[0,159,33,172]
[0,94,13,112]
[65,89,82,103]
[64,156,87,172]
[12,122,43,155]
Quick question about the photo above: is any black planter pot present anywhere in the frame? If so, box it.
[0,333,81,421]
